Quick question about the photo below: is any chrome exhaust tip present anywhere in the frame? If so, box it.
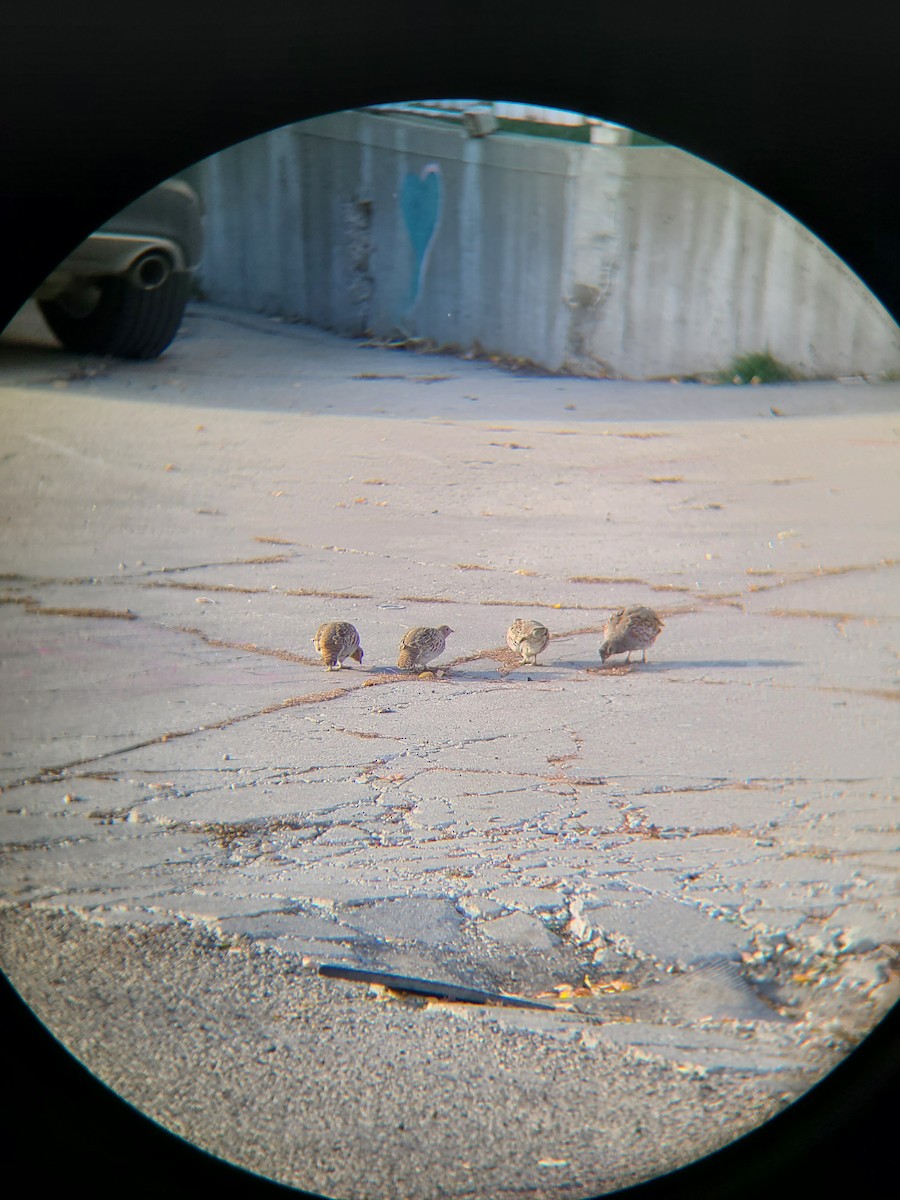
[129,250,172,290]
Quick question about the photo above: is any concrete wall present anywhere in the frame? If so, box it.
[577,147,900,378]
[192,110,900,379]
[194,110,577,366]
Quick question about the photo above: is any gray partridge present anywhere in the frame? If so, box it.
[397,625,453,670]
[314,621,363,670]
[599,605,663,664]
[506,618,550,665]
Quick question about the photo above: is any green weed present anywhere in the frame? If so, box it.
[720,351,798,384]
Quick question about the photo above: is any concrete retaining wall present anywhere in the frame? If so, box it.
[191,110,900,379]
[578,147,900,377]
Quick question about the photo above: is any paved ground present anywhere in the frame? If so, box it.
[1,302,898,1199]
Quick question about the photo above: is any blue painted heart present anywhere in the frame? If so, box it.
[400,164,442,311]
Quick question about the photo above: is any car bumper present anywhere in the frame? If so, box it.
[34,234,188,299]
[34,178,203,300]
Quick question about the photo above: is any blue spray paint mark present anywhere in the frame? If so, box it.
[400,163,442,313]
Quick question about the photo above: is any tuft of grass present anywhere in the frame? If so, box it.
[719,351,798,385]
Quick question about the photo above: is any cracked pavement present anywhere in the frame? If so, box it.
[1,302,898,1199]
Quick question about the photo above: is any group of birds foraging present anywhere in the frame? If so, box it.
[312,604,664,673]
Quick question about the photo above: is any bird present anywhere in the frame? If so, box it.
[313,621,364,670]
[397,625,453,670]
[599,605,663,664]
[506,618,550,665]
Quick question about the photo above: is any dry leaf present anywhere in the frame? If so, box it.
[791,971,817,985]
[598,979,633,993]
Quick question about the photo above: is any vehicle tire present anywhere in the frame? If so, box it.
[38,272,192,360]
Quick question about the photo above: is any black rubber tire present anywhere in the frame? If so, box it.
[38,272,192,360]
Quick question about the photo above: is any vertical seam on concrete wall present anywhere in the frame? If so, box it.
[460,139,483,352]
[555,154,580,371]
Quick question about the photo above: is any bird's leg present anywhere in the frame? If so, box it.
[642,649,647,664]
[625,651,632,664]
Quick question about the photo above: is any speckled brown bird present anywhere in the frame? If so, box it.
[397,625,453,670]
[506,618,550,665]
[599,605,663,664]
[313,621,363,670]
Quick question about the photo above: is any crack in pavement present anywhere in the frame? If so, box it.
[0,690,363,791]
[4,555,896,632]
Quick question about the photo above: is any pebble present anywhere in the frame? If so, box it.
[836,957,889,994]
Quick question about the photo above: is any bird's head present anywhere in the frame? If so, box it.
[599,643,611,662]
[439,625,454,636]
[351,647,363,663]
